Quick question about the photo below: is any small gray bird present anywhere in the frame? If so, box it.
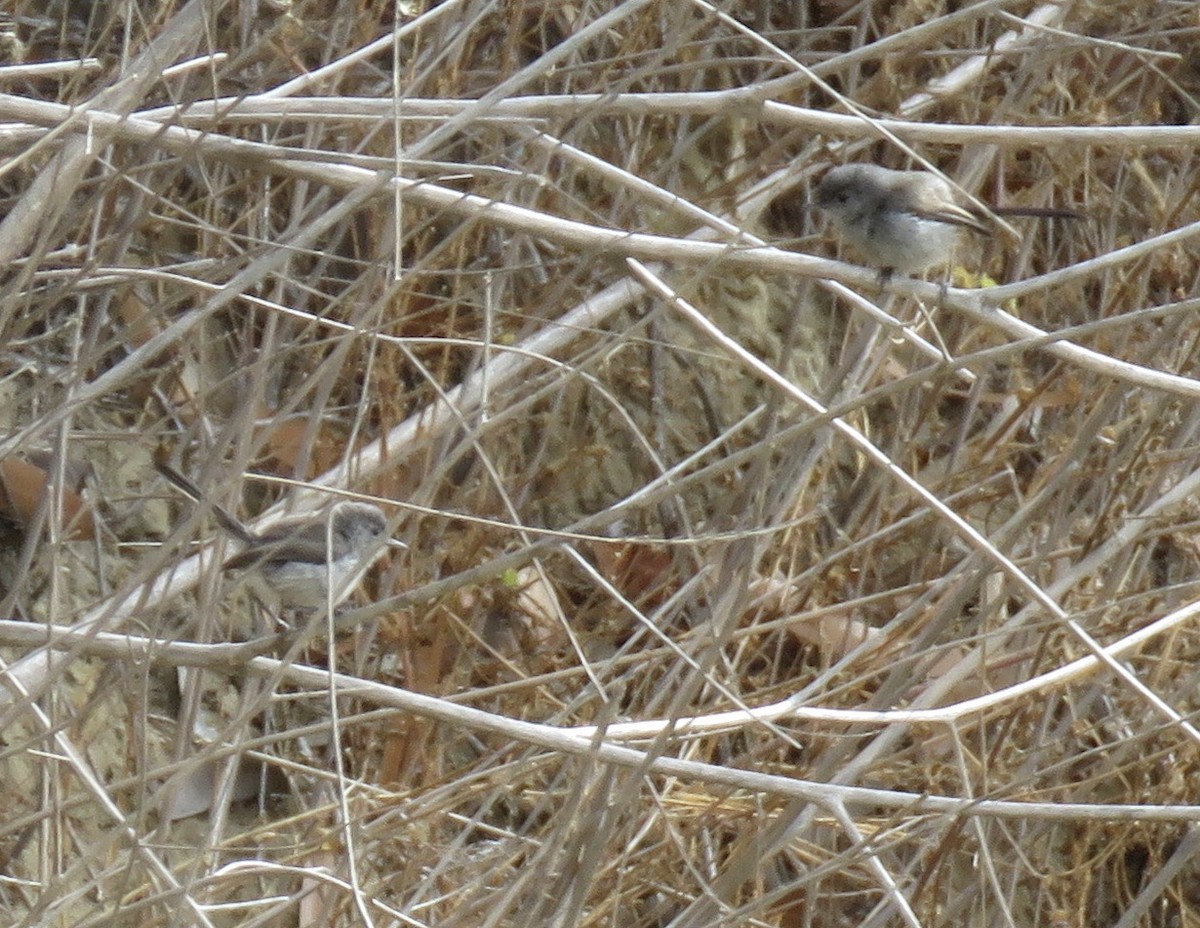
[813,163,1077,276]
[221,501,391,611]
[155,459,394,611]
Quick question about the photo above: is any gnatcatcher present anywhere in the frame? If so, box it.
[813,163,1078,276]
[155,460,394,611]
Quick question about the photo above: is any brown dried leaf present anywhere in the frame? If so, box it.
[590,540,673,602]
[0,457,95,540]
[112,283,161,349]
[254,415,347,478]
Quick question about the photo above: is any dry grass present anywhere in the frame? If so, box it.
[1,0,1200,925]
